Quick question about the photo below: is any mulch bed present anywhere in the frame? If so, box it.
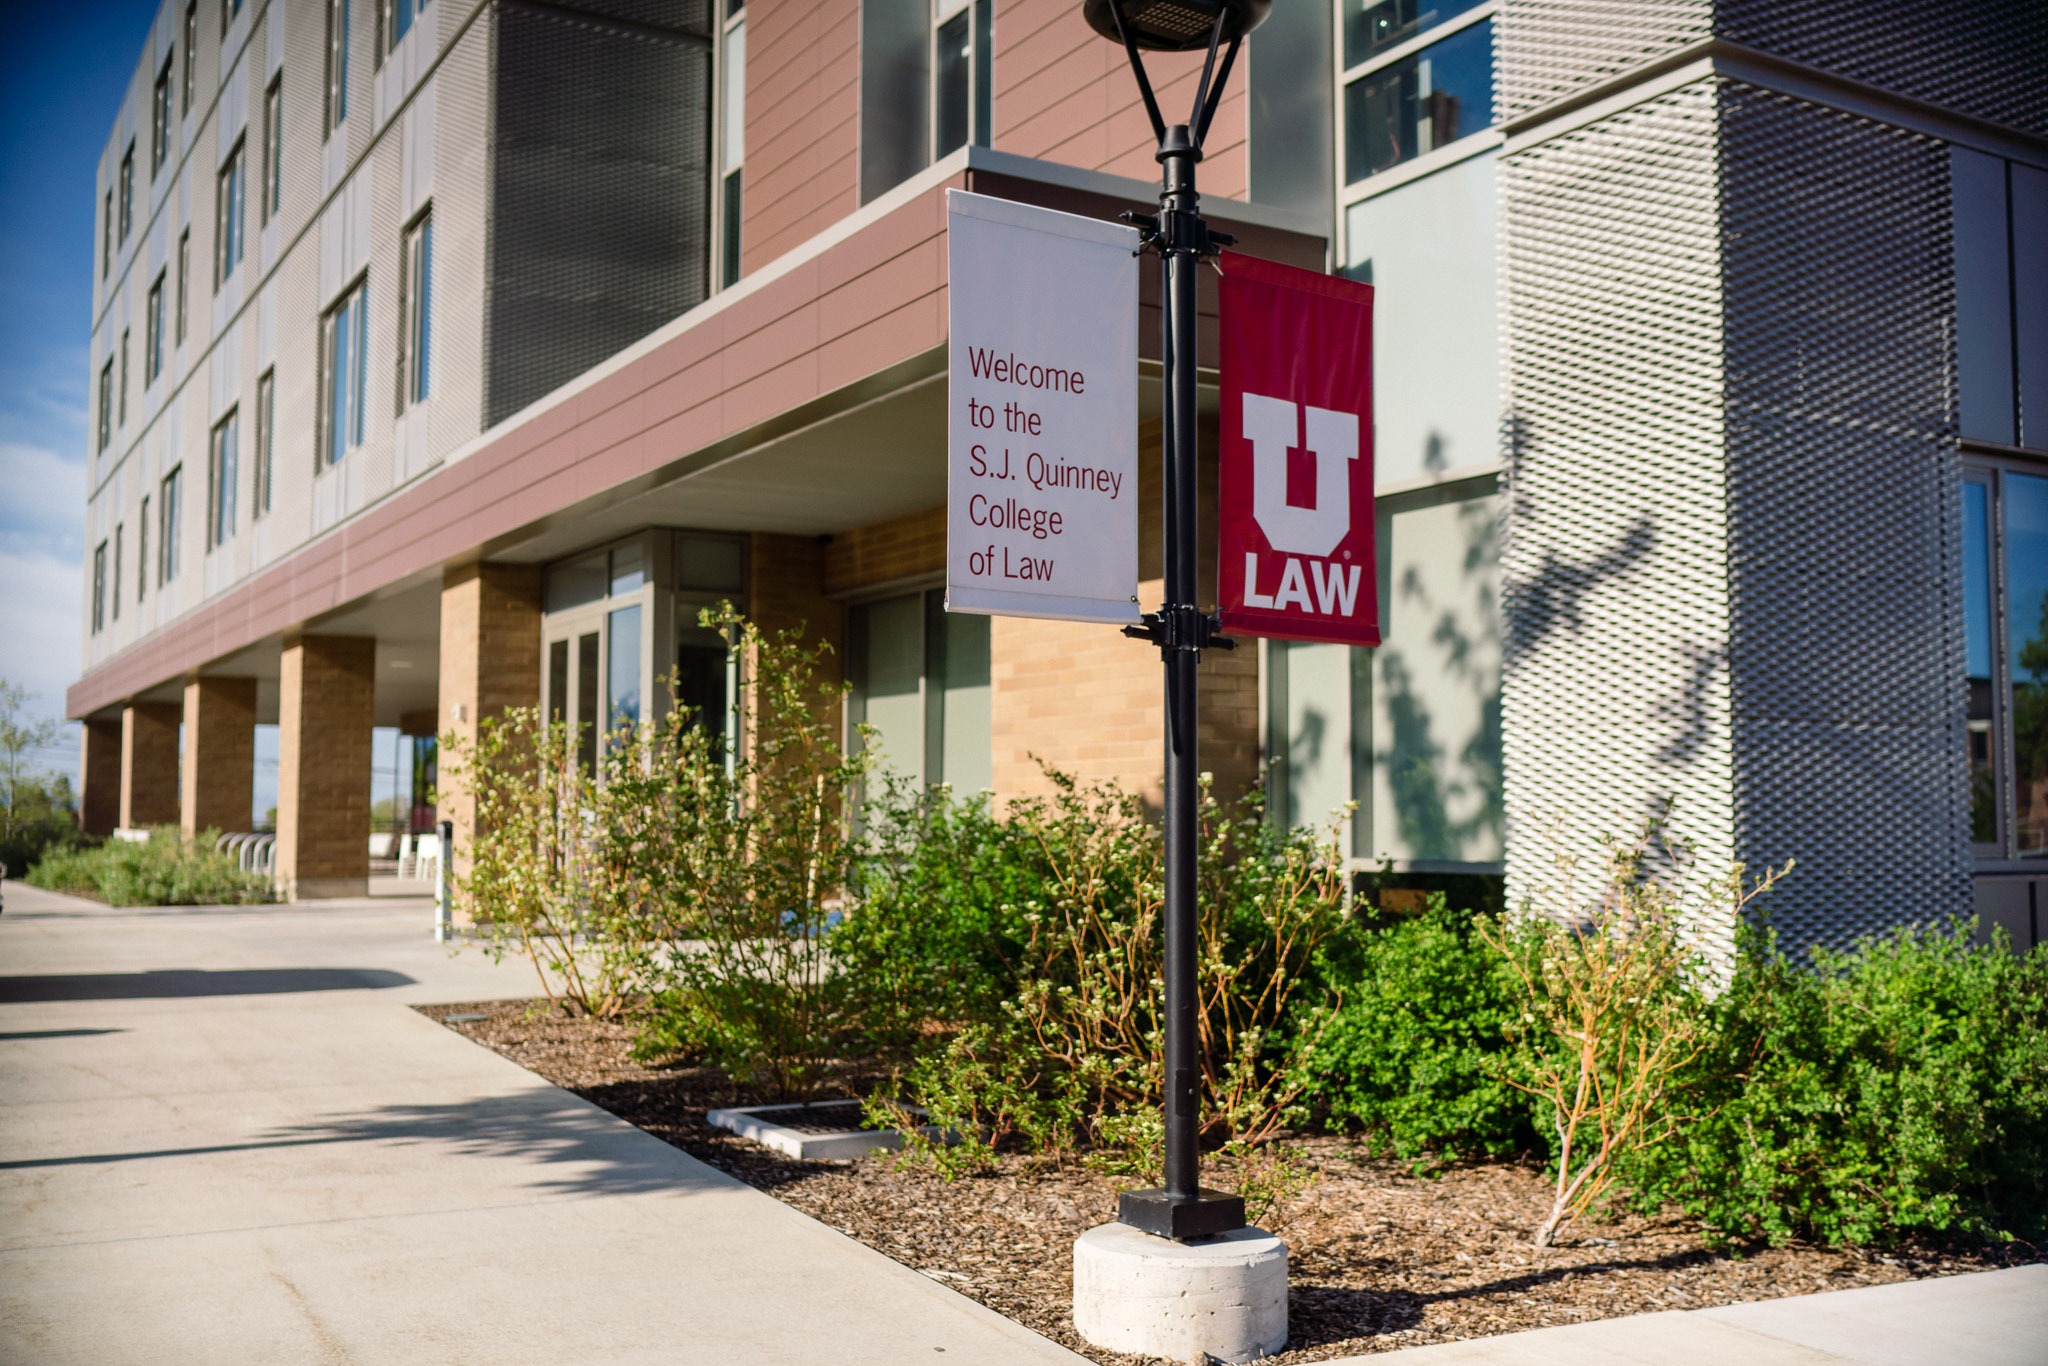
[420,998,2033,1363]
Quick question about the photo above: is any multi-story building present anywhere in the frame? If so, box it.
[70,0,2046,951]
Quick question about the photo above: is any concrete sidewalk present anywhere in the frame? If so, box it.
[3,881,2041,1366]
[0,881,1083,1365]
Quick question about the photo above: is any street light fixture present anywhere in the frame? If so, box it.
[1085,0,1271,1244]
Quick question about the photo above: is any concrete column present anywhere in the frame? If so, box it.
[180,675,257,837]
[438,563,541,876]
[119,702,182,830]
[79,719,122,836]
[276,634,375,900]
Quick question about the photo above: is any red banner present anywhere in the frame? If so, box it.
[1216,253,1378,647]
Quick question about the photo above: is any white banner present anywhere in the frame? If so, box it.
[946,190,1140,623]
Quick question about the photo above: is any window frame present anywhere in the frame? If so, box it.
[112,525,123,623]
[118,329,130,426]
[102,190,112,279]
[320,275,370,469]
[97,358,114,453]
[255,368,276,517]
[138,495,150,601]
[182,2,198,115]
[215,136,247,289]
[397,209,432,411]
[715,4,745,289]
[1964,447,2048,868]
[158,466,183,586]
[152,55,174,176]
[261,76,282,225]
[326,0,352,135]
[209,408,240,549]
[930,0,992,163]
[119,143,134,241]
[91,541,107,635]
[145,272,167,386]
[176,228,191,344]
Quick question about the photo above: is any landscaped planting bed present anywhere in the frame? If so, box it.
[422,999,2029,1364]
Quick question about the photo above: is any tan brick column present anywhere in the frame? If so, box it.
[747,532,846,749]
[119,702,182,829]
[277,634,375,899]
[180,675,257,837]
[79,719,122,836]
[438,563,542,877]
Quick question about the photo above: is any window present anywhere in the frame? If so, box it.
[1342,0,1487,68]
[102,190,112,278]
[112,526,123,622]
[158,466,183,585]
[1341,8,1493,185]
[152,55,174,174]
[209,409,239,548]
[222,0,242,33]
[119,144,134,241]
[138,496,150,601]
[321,277,369,467]
[118,330,130,425]
[397,211,432,408]
[215,138,246,287]
[382,0,425,53]
[92,542,107,634]
[176,229,190,343]
[326,0,352,133]
[254,369,275,516]
[542,536,674,775]
[932,0,991,162]
[261,77,282,223]
[145,273,167,385]
[97,358,113,452]
[1964,464,2048,862]
[182,3,198,114]
[718,6,745,288]
[847,587,991,794]
[858,0,990,204]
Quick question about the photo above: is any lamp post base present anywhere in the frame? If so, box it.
[1118,1187,1247,1241]
[1074,1222,1288,1362]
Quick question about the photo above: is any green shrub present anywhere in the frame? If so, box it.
[0,773,83,876]
[863,773,1355,1174]
[1300,896,1535,1165]
[1632,918,2048,1248]
[27,828,276,906]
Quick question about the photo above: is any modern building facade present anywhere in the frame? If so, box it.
[70,0,2046,950]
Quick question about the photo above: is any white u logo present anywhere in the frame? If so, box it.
[1242,393,1358,559]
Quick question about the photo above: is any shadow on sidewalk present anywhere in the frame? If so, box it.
[0,967,416,1003]
[4,1089,724,1201]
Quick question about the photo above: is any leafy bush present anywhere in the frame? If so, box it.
[1300,895,1535,1165]
[863,773,1354,1175]
[1632,918,2048,1249]
[27,828,276,906]
[630,607,869,1099]
[0,773,83,877]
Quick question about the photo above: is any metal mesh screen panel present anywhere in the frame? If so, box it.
[485,0,712,429]
[1718,83,1969,949]
[1499,0,1714,122]
[1720,0,2048,138]
[1500,79,1735,947]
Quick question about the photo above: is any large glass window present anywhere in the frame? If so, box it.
[321,277,369,467]
[209,408,239,548]
[1344,16,1492,184]
[858,0,990,204]
[933,0,991,160]
[326,0,352,132]
[215,138,246,287]
[152,55,174,175]
[159,465,183,585]
[1266,483,1502,866]
[719,6,745,288]
[383,0,425,52]
[1968,465,2048,862]
[398,211,432,408]
[1343,0,1487,68]
[847,587,991,795]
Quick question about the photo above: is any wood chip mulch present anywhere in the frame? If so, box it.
[419,998,2036,1364]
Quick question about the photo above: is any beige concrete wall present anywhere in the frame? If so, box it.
[276,634,374,898]
[180,675,256,837]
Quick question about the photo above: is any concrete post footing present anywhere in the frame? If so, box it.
[1072,1222,1287,1363]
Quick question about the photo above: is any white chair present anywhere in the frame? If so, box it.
[369,832,398,861]
[411,833,441,885]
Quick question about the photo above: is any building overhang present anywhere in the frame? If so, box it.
[68,146,1326,722]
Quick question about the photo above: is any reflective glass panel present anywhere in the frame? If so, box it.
[1343,0,1487,69]
[1963,479,1997,846]
[608,605,642,734]
[577,632,600,774]
[545,551,607,611]
[677,533,745,591]
[934,10,970,158]
[2008,472,2048,856]
[609,540,645,596]
[1344,19,1493,184]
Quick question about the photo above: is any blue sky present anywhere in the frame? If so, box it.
[1,0,162,774]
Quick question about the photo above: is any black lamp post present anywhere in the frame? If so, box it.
[1084,0,1272,1243]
